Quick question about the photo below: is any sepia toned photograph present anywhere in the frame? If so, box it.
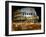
[12,6,41,31]
[5,1,45,36]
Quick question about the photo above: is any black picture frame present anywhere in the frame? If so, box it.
[5,1,45,36]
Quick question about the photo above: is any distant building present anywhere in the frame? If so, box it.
[18,8,37,17]
[14,8,39,23]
